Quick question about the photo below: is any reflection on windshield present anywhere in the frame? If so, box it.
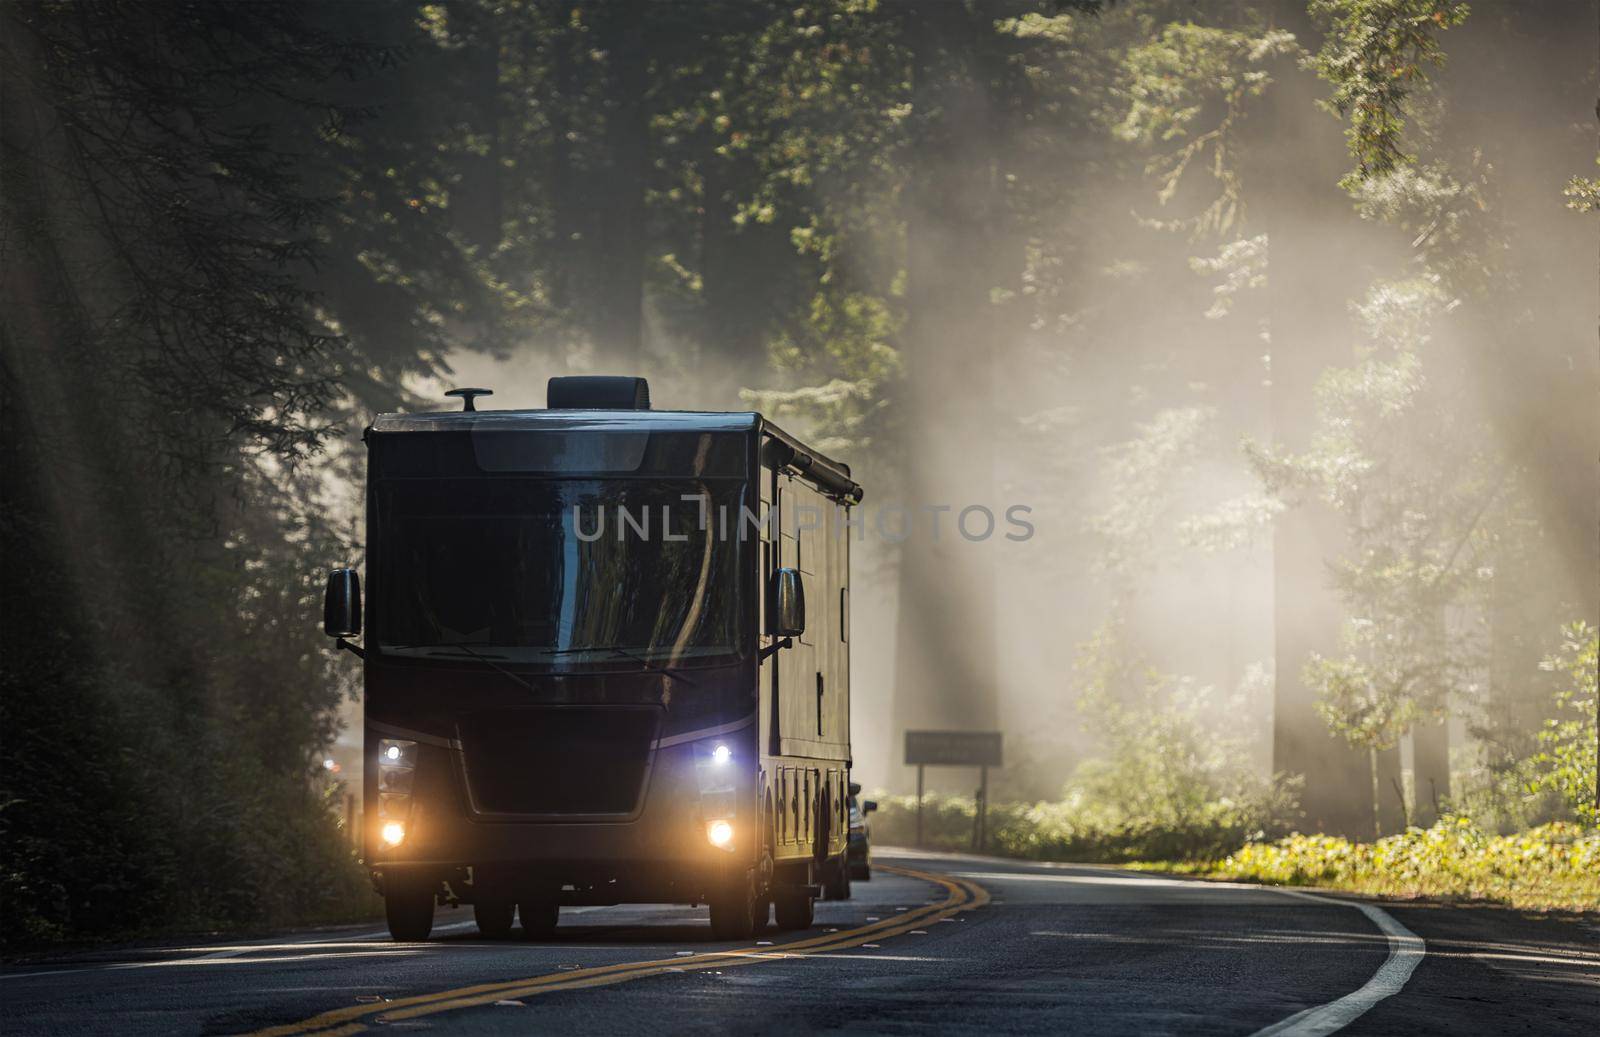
[375,479,744,664]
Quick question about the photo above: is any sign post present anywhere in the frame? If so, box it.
[904,730,1003,851]
[976,765,988,850]
[915,764,925,847]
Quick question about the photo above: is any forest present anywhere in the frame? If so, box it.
[1,0,1595,947]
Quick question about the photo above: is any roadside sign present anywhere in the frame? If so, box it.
[904,730,1002,767]
[904,730,1003,852]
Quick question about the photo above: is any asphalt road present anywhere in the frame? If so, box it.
[3,849,1595,1035]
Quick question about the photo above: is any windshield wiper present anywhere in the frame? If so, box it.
[389,641,534,694]
[446,642,535,693]
[600,646,699,688]
[544,644,699,687]
[385,641,698,688]
[385,639,503,653]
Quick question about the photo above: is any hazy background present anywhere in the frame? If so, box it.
[3,0,1595,946]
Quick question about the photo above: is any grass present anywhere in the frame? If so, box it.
[874,791,1597,912]
[1131,818,1600,913]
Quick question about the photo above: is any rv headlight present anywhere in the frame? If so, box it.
[706,819,734,848]
[711,743,732,765]
[380,739,416,767]
[380,821,406,847]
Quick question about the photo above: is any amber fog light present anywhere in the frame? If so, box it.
[706,819,734,849]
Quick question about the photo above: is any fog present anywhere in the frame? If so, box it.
[5,0,1596,947]
[410,6,1597,834]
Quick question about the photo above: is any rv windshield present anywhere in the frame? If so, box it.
[374,478,746,664]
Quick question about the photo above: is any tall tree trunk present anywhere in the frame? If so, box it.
[1411,718,1450,827]
[592,0,648,367]
[698,136,768,393]
[1448,2,1600,758]
[1375,744,1405,836]
[452,0,502,254]
[889,0,1008,785]
[548,19,580,317]
[1259,2,1375,838]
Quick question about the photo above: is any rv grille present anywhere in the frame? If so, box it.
[459,707,659,816]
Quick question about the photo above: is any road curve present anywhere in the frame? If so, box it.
[2,849,1594,1035]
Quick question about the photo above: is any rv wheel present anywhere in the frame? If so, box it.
[773,887,815,930]
[518,900,559,940]
[384,882,435,942]
[823,856,851,900]
[708,873,763,941]
[474,898,515,939]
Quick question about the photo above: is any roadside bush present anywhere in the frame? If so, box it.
[871,676,1298,863]
[871,625,1299,863]
[872,780,1296,864]
[1201,817,1599,912]
[1529,624,1598,827]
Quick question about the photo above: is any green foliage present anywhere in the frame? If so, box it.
[1252,267,1501,751]
[1118,24,1299,236]
[871,664,1298,862]
[1530,624,1598,826]
[871,618,1299,863]
[874,614,1298,863]
[871,778,1297,865]
[1,0,381,948]
[1311,0,1470,189]
[1445,623,1595,834]
[1091,406,1214,576]
[1,0,1590,947]
[1187,233,1268,320]
[746,290,905,457]
[1564,153,1600,212]
[1196,817,1598,912]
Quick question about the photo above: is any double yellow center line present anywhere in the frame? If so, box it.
[252,865,986,1036]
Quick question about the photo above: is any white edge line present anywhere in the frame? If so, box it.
[0,921,481,981]
[1248,888,1426,1037]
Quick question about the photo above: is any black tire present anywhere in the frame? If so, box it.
[773,889,814,930]
[518,900,559,940]
[384,883,435,942]
[823,857,851,900]
[474,898,515,939]
[708,875,764,941]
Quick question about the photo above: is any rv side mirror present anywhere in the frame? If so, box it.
[863,800,878,813]
[323,568,361,638]
[771,567,806,637]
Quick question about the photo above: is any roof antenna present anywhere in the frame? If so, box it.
[445,387,493,412]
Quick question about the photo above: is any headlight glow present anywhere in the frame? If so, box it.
[379,739,416,767]
[706,819,734,848]
[377,739,417,842]
[711,743,732,765]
